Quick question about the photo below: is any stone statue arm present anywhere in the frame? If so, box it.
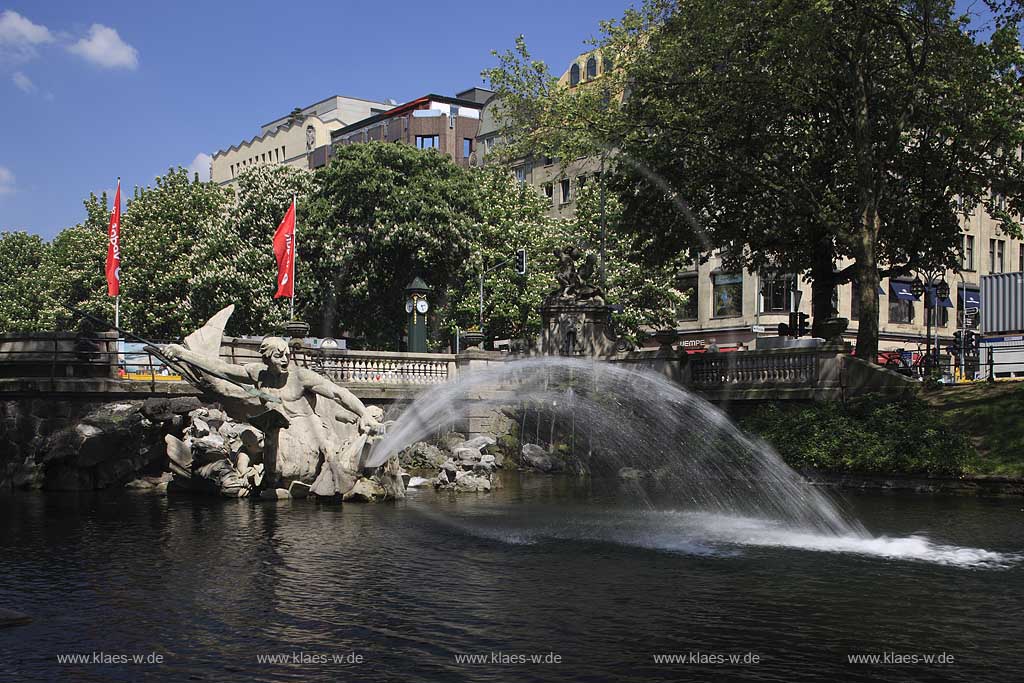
[164,344,254,385]
[302,370,383,435]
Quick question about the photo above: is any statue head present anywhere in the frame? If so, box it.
[259,337,291,375]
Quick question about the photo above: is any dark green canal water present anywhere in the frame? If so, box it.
[1,476,1022,682]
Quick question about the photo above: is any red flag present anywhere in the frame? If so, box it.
[273,199,296,299]
[106,180,121,296]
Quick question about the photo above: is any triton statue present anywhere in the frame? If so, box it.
[162,305,391,499]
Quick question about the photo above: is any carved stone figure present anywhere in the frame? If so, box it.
[547,247,604,305]
[162,306,387,497]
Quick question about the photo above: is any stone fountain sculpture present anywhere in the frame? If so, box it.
[159,305,401,501]
[541,247,619,356]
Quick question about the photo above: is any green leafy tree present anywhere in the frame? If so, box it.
[486,0,1024,361]
[190,164,318,336]
[118,168,233,338]
[0,231,48,332]
[443,166,570,345]
[304,142,482,348]
[37,193,111,332]
[573,179,683,342]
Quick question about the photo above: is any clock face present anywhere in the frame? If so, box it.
[405,300,414,313]
[416,299,429,314]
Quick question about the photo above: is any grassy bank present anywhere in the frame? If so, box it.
[741,395,978,477]
[741,383,1024,479]
[921,382,1024,478]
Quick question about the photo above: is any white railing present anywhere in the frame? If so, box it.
[305,350,456,386]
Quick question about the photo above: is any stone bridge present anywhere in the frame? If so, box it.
[0,332,914,408]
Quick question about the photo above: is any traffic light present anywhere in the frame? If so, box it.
[953,330,963,354]
[965,330,979,355]
[797,312,810,338]
[514,248,527,275]
[785,312,799,338]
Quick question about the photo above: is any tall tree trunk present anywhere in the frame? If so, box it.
[854,209,881,362]
[809,235,836,338]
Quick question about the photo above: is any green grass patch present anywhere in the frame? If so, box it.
[922,382,1024,478]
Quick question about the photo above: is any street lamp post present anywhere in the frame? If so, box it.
[911,269,949,377]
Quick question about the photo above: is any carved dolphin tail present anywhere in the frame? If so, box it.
[177,305,255,403]
[184,304,235,359]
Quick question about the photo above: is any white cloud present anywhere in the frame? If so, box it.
[187,153,212,182]
[68,24,137,70]
[12,70,35,93]
[0,166,15,195]
[0,10,54,64]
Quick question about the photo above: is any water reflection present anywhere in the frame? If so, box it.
[0,482,1022,682]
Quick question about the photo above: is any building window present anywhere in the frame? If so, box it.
[889,281,916,324]
[675,274,698,320]
[463,138,472,158]
[514,166,526,184]
[560,178,571,204]
[586,56,597,79]
[577,175,587,190]
[416,135,439,150]
[543,183,553,200]
[603,55,613,72]
[570,63,580,86]
[230,164,234,178]
[990,239,1005,273]
[712,273,743,318]
[760,274,796,313]
[963,235,975,271]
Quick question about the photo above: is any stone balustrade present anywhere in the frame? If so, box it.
[304,350,455,386]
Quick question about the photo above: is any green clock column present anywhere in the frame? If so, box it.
[404,277,430,353]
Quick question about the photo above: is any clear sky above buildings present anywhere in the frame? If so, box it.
[0,0,632,238]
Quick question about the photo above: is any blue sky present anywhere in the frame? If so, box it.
[0,0,633,239]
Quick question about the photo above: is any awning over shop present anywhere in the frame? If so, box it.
[890,281,918,301]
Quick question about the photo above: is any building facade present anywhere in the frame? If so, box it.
[211,95,394,189]
[476,51,609,219]
[309,88,490,170]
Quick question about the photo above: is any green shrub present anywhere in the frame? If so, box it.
[741,395,977,477]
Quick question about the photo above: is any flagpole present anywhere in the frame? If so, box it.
[290,194,296,320]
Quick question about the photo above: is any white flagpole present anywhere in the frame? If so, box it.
[290,194,296,320]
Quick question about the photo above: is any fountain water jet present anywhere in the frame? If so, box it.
[369,357,865,537]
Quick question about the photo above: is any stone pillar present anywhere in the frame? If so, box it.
[539,302,618,357]
[453,348,515,440]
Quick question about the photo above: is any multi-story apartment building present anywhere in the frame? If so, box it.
[477,51,608,219]
[308,88,491,170]
[211,95,394,189]
[482,52,1020,357]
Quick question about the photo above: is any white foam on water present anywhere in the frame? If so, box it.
[434,506,1021,569]
[635,511,1023,569]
